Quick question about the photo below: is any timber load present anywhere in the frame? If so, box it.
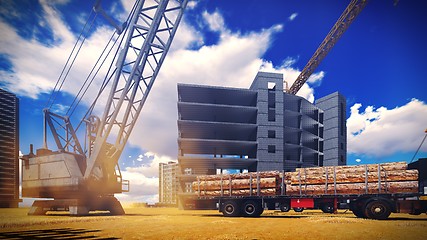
[193,171,281,197]
[285,162,418,196]
[192,162,419,197]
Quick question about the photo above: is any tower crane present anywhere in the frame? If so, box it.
[287,0,368,95]
[21,0,188,215]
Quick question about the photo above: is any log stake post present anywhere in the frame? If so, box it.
[229,175,232,197]
[298,169,302,196]
[378,164,381,193]
[281,170,285,196]
[204,177,207,196]
[383,165,388,193]
[220,174,223,197]
[365,165,368,194]
[250,173,253,196]
[304,168,308,195]
[257,172,260,196]
[197,177,200,197]
[333,166,337,195]
[325,167,329,194]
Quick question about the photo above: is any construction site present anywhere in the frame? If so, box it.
[1,0,427,239]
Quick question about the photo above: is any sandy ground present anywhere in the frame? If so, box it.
[1,207,427,239]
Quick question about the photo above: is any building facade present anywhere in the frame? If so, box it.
[315,92,347,166]
[0,88,20,208]
[177,72,346,204]
[158,161,179,205]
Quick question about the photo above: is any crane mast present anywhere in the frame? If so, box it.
[85,0,188,182]
[287,0,368,95]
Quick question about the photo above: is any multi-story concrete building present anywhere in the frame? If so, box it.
[315,92,347,166]
[158,161,179,205]
[0,88,21,208]
[176,72,346,204]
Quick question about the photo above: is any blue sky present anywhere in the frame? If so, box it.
[1,0,427,203]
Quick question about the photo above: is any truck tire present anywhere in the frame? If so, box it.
[321,203,334,213]
[409,209,422,215]
[350,200,366,218]
[222,201,241,217]
[242,200,263,217]
[293,207,304,212]
[364,200,391,220]
[280,202,290,212]
[352,208,366,218]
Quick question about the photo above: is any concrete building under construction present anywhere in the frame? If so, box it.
[158,161,179,205]
[0,88,21,208]
[177,72,346,199]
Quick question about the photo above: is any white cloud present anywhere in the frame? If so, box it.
[259,60,324,103]
[125,152,174,178]
[0,1,118,101]
[202,10,226,32]
[307,71,325,85]
[288,12,298,21]
[282,56,297,68]
[347,99,427,157]
[116,152,176,203]
[187,1,198,10]
[51,103,68,114]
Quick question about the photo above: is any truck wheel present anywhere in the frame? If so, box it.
[352,208,366,218]
[364,200,391,220]
[350,200,366,218]
[280,202,290,212]
[409,209,422,215]
[293,207,304,212]
[242,200,263,217]
[321,203,334,213]
[223,201,241,217]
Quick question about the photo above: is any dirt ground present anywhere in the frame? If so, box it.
[1,206,427,240]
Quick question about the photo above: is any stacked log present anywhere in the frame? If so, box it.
[286,181,418,195]
[191,162,419,197]
[193,171,281,197]
[197,171,280,181]
[198,188,277,197]
[285,162,419,196]
[197,177,277,191]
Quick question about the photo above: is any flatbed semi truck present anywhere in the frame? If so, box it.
[182,159,427,220]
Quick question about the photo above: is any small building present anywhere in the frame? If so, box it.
[158,161,179,205]
[0,88,21,208]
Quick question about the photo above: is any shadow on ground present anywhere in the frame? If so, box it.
[0,228,119,240]
[199,213,427,220]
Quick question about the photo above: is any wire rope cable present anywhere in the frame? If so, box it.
[48,13,98,109]
[74,0,139,134]
[45,8,97,109]
[66,29,118,116]
[410,130,427,163]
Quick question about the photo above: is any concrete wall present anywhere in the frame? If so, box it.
[315,92,347,166]
[250,72,285,171]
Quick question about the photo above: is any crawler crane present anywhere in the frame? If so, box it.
[21,0,188,215]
